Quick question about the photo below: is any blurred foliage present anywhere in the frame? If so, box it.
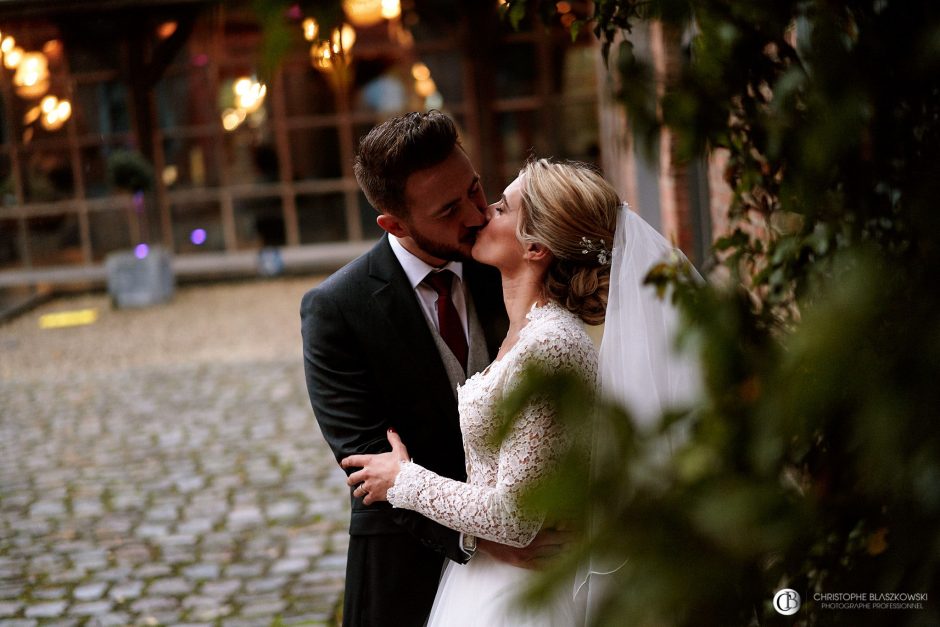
[106,150,154,193]
[500,0,940,625]
[249,1,344,81]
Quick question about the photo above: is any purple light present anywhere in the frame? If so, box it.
[134,244,149,259]
[192,53,209,67]
[286,4,302,19]
[190,229,207,245]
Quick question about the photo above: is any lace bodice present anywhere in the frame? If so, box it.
[387,301,597,547]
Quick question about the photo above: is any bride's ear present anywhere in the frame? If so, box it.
[524,242,552,263]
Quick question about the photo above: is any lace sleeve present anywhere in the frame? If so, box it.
[387,317,595,547]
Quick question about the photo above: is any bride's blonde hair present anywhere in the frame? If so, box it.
[517,159,620,325]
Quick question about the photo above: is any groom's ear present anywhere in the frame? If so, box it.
[377,213,409,239]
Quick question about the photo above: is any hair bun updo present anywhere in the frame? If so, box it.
[517,159,621,326]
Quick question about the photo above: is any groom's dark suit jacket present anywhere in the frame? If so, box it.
[301,235,507,626]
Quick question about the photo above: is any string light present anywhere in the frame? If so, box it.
[330,24,357,54]
[311,40,333,71]
[42,39,63,60]
[40,94,57,113]
[1,31,72,133]
[157,22,177,39]
[221,77,265,131]
[13,51,50,98]
[40,98,71,131]
[3,46,23,69]
[411,62,430,81]
[343,0,383,27]
[221,107,246,131]
[381,0,401,20]
[415,77,436,98]
[303,18,319,41]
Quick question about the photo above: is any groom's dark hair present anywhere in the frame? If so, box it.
[354,110,461,218]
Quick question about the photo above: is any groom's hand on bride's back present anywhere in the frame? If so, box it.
[477,528,574,570]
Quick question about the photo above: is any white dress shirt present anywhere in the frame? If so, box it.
[388,235,469,341]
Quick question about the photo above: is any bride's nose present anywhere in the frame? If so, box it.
[483,202,497,222]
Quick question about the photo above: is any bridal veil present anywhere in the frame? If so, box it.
[575,204,703,623]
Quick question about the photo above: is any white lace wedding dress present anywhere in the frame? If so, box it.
[387,301,595,626]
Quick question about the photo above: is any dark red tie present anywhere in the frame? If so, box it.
[424,270,468,371]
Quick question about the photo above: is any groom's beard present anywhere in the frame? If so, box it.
[409,229,478,263]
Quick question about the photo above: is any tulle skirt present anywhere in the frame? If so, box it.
[426,551,584,627]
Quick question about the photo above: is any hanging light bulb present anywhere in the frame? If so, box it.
[330,24,356,53]
[302,17,319,41]
[13,52,50,99]
[23,105,41,125]
[40,98,71,131]
[56,99,71,120]
[221,107,246,131]
[41,95,58,113]
[343,0,383,27]
[0,36,15,54]
[381,0,401,20]
[157,21,178,39]
[42,39,64,61]
[233,77,266,114]
[4,46,23,69]
[411,62,431,81]
[415,77,437,98]
[311,40,333,71]
[233,77,252,97]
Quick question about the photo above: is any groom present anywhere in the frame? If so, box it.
[301,111,555,626]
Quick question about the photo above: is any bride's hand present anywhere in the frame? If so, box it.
[341,429,410,505]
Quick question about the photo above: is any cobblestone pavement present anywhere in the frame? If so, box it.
[0,278,350,626]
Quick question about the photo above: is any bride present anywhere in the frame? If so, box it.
[342,158,696,625]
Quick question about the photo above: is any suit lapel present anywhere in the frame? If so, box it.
[368,237,457,407]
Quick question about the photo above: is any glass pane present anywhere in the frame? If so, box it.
[282,64,338,117]
[420,50,464,105]
[0,153,13,207]
[171,201,225,253]
[79,143,141,198]
[25,213,80,267]
[495,110,538,165]
[74,81,131,136]
[0,217,22,270]
[297,193,346,243]
[161,135,220,189]
[89,209,134,261]
[234,195,284,248]
[19,148,76,203]
[69,37,122,73]
[156,65,214,129]
[290,127,342,180]
[411,13,460,41]
[494,43,537,98]
[0,94,7,145]
[223,127,278,184]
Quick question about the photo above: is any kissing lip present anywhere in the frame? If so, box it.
[462,229,482,245]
